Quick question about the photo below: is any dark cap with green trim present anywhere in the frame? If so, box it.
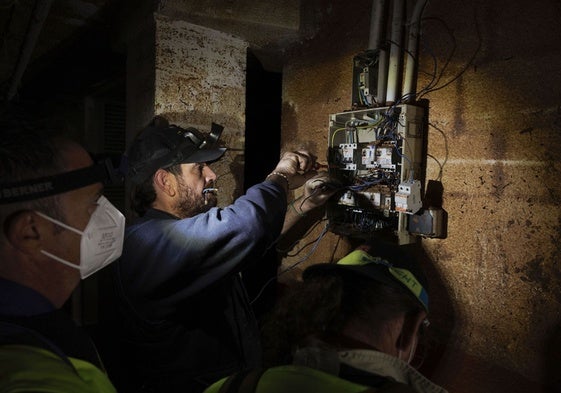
[303,242,429,312]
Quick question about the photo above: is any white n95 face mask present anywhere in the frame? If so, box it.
[37,196,125,279]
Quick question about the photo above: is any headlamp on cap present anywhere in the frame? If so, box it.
[127,122,227,184]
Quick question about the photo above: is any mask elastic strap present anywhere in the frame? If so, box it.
[398,333,418,365]
[34,211,84,236]
[40,250,80,271]
[407,335,417,364]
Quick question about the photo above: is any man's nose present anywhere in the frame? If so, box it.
[204,165,217,182]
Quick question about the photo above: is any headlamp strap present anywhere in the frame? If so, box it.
[0,158,122,204]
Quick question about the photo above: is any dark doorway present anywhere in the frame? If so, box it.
[243,50,282,189]
[242,50,283,317]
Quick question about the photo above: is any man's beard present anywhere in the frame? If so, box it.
[174,178,217,218]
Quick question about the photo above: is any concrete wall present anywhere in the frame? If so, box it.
[279,0,561,391]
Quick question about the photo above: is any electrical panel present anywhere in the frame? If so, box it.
[326,104,426,244]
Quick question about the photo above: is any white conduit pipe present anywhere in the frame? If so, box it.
[403,0,429,102]
[376,42,389,106]
[369,0,388,106]
[368,0,386,49]
[385,0,405,105]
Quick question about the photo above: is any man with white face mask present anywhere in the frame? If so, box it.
[0,120,125,392]
[205,239,448,393]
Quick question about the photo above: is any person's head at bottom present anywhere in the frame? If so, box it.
[229,239,448,393]
[264,239,430,368]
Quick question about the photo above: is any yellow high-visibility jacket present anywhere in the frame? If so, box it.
[0,344,117,393]
[203,364,417,393]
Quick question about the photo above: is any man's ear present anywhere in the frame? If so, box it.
[5,211,41,254]
[396,311,427,352]
[153,168,177,197]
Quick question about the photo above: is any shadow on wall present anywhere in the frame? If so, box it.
[412,224,560,392]
[414,240,457,381]
[420,243,561,392]
[544,321,561,392]
[431,348,557,393]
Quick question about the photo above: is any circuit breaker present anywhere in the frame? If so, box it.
[326,104,426,244]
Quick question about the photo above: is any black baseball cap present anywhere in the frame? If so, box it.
[303,241,429,312]
[127,120,226,184]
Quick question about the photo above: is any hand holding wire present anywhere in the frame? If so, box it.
[300,172,341,209]
[271,150,319,189]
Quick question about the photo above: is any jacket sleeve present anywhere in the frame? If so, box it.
[116,180,286,317]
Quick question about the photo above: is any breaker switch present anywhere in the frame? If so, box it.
[395,179,422,214]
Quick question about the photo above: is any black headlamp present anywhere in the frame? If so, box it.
[159,123,225,165]
[0,155,125,204]
[127,122,226,184]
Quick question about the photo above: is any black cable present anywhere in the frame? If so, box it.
[250,222,330,306]
[418,8,482,97]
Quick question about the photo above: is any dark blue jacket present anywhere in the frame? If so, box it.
[107,180,286,393]
[0,277,105,371]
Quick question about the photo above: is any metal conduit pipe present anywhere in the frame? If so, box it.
[6,0,53,101]
[403,0,429,102]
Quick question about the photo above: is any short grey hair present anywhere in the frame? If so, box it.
[0,122,67,244]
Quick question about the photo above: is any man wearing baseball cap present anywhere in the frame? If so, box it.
[100,116,337,393]
[205,240,447,393]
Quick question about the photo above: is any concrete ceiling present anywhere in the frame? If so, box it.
[0,0,307,103]
[156,0,302,71]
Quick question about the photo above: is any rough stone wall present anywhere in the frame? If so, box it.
[154,15,248,206]
[126,14,248,209]
[280,0,561,391]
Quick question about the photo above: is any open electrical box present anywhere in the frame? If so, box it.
[326,104,427,245]
[325,0,446,244]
